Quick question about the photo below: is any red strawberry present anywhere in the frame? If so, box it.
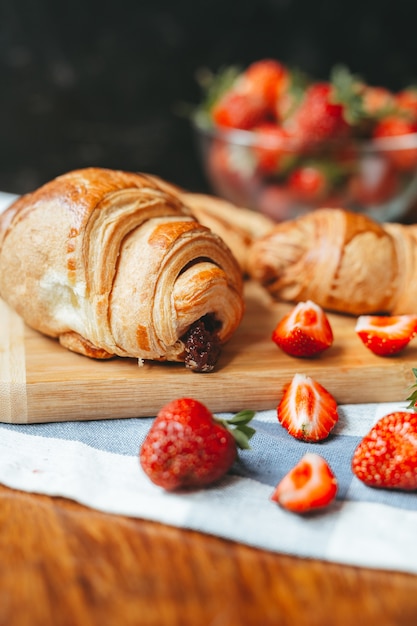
[139,398,255,491]
[277,373,338,442]
[285,82,350,147]
[287,164,330,202]
[275,67,311,123]
[272,300,334,357]
[373,115,417,171]
[211,90,268,130]
[352,411,417,490]
[355,314,417,356]
[242,59,289,109]
[361,85,395,118]
[271,453,338,513]
[395,88,417,119]
[253,122,296,174]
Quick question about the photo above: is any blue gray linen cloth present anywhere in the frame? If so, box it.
[0,192,416,575]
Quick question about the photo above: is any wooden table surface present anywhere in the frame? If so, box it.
[0,483,416,626]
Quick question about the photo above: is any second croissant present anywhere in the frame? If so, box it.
[248,207,417,316]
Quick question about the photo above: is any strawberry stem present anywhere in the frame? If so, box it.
[406,368,417,410]
[216,410,256,450]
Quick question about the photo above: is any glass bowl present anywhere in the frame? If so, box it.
[193,116,417,223]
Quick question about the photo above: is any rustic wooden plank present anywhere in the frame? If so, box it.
[1,281,415,423]
[1,483,417,626]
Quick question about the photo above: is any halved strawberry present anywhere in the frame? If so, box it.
[352,411,417,490]
[271,452,338,513]
[277,373,338,441]
[272,300,333,357]
[355,314,417,356]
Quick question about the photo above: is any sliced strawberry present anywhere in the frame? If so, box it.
[355,314,417,356]
[272,300,334,357]
[352,411,417,490]
[271,453,338,513]
[277,373,338,442]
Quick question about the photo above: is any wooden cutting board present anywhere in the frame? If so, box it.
[1,280,416,423]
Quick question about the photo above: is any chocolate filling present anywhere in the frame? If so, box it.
[182,314,222,373]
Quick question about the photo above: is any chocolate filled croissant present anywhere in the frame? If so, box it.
[0,167,244,371]
[248,207,417,315]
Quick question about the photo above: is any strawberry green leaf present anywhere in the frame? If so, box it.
[216,409,256,449]
[231,426,255,450]
[330,64,365,126]
[193,65,242,123]
[227,410,256,425]
[406,368,417,410]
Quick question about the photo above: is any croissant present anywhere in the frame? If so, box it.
[0,167,244,371]
[142,175,275,273]
[247,207,417,315]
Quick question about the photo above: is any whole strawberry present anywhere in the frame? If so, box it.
[140,398,255,490]
[352,411,417,490]
[285,82,350,147]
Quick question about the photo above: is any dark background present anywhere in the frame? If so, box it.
[1,0,417,195]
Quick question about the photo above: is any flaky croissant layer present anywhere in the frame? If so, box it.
[0,168,244,371]
[248,207,417,316]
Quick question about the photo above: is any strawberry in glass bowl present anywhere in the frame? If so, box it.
[192,60,417,222]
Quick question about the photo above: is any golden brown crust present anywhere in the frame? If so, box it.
[179,192,274,274]
[59,331,114,359]
[247,207,407,315]
[140,175,275,274]
[0,168,244,365]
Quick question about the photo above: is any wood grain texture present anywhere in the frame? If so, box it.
[1,280,416,423]
[0,483,416,626]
